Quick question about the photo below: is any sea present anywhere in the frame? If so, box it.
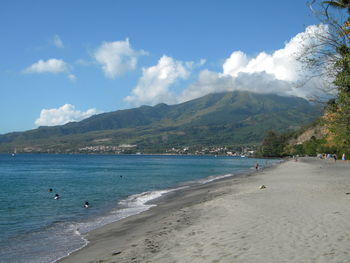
[0,154,280,263]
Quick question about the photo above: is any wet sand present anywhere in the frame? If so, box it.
[58,158,350,263]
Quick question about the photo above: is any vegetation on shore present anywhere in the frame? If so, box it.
[257,119,337,157]
[259,0,350,158]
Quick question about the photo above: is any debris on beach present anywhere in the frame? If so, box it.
[259,185,266,189]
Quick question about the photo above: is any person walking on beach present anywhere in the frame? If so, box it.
[333,154,337,162]
[342,153,346,161]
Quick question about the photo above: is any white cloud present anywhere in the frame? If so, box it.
[124,55,193,105]
[35,104,98,126]
[222,24,327,82]
[179,70,233,102]
[94,38,147,78]
[222,51,249,77]
[179,24,330,102]
[51,35,64,48]
[23,59,70,74]
[123,25,328,107]
[180,70,299,102]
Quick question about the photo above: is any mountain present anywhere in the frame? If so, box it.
[0,91,323,153]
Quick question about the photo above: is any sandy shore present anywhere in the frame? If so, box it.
[59,158,350,263]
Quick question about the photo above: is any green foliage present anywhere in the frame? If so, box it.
[302,136,320,156]
[325,44,350,153]
[290,137,341,156]
[258,131,286,157]
[334,52,350,92]
[326,91,350,152]
[313,1,350,155]
[260,123,347,157]
[323,0,350,13]
[258,116,341,157]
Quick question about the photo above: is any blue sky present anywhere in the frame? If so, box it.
[0,0,320,134]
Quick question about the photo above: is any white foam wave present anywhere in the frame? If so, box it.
[51,229,89,263]
[75,188,179,235]
[198,173,234,184]
[118,189,171,208]
[52,188,185,262]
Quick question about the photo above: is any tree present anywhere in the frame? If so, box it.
[323,1,350,153]
[323,0,350,13]
[302,1,350,154]
[325,90,350,152]
[298,1,350,82]
[260,131,285,157]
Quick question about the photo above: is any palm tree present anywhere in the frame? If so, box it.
[323,0,350,13]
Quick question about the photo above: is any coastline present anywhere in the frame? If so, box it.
[56,160,272,263]
[1,154,271,263]
[58,158,350,262]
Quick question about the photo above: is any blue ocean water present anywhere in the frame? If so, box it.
[0,154,279,263]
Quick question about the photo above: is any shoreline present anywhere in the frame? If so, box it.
[1,154,274,263]
[57,160,281,263]
[58,158,350,262]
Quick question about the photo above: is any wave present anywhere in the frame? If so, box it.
[52,171,252,262]
[198,173,234,184]
[38,160,282,262]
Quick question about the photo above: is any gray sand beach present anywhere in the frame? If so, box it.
[59,158,350,263]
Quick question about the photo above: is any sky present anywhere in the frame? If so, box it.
[0,0,322,134]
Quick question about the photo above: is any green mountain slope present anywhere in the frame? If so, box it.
[0,91,323,153]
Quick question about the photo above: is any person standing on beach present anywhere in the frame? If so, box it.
[255,163,259,171]
[342,153,346,161]
[333,154,337,162]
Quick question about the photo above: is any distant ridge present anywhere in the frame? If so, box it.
[0,91,322,153]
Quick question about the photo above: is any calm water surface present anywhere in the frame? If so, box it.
[0,154,279,263]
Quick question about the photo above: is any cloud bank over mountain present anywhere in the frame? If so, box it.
[125,24,329,106]
[124,55,194,105]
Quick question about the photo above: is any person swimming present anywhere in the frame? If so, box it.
[48,188,53,192]
[84,201,89,208]
[54,194,60,200]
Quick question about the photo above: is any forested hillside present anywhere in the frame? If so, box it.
[0,91,322,153]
